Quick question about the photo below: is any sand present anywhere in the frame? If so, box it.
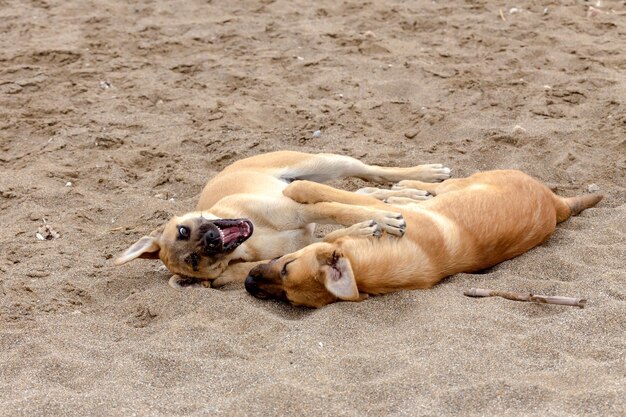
[1,0,624,415]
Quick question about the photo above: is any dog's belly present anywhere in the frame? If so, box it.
[197,171,288,210]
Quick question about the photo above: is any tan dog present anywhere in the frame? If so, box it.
[115,151,451,288]
[244,170,603,307]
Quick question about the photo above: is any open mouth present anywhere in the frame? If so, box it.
[207,219,254,252]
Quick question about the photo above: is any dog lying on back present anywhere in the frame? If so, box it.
[115,151,450,288]
[244,170,603,307]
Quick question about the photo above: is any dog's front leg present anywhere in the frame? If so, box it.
[323,220,384,242]
[300,202,406,237]
[282,182,406,236]
[168,262,267,290]
[169,275,213,290]
[210,261,268,288]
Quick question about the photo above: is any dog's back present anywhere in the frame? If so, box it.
[343,170,603,293]
[409,170,603,271]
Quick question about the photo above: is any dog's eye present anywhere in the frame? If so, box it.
[178,226,190,239]
[280,260,294,277]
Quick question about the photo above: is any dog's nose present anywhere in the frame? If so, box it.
[244,274,261,296]
[202,229,221,249]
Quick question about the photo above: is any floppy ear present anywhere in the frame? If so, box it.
[321,263,359,301]
[114,236,161,265]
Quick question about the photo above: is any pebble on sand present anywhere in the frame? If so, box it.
[587,183,600,193]
[404,130,419,139]
[36,224,60,240]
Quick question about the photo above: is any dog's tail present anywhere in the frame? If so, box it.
[555,193,603,223]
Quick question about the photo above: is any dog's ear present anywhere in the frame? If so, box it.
[321,263,359,301]
[114,236,161,265]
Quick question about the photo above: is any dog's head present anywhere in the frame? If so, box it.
[244,242,366,308]
[115,212,254,280]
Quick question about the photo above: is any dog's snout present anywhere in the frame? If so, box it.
[244,274,260,295]
[245,264,266,290]
[244,263,288,301]
[204,230,220,242]
[202,228,221,249]
[249,264,266,276]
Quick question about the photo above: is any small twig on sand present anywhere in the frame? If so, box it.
[499,8,506,21]
[464,288,586,308]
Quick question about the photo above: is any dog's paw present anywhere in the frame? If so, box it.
[392,180,413,190]
[367,221,383,238]
[393,180,429,191]
[418,164,451,182]
[373,211,406,237]
[168,275,211,290]
[383,196,428,207]
[345,220,383,238]
[391,188,431,201]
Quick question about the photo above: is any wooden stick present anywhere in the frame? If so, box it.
[464,288,586,308]
[499,8,506,21]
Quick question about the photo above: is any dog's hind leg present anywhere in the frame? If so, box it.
[391,177,477,196]
[392,180,446,195]
[355,187,432,201]
[382,197,427,210]
[279,153,450,183]
[284,180,386,207]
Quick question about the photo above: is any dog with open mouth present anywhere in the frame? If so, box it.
[115,151,451,289]
[244,170,603,307]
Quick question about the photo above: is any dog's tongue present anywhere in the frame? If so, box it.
[221,223,250,245]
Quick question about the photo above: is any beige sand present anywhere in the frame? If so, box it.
[1,0,624,415]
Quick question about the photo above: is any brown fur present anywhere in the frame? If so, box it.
[245,170,603,307]
[114,151,450,288]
